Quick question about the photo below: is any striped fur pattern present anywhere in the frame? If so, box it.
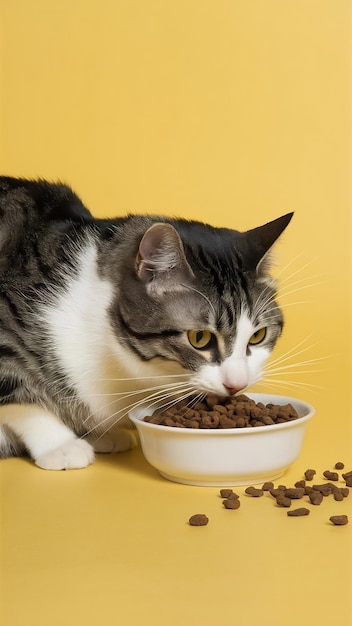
[0,177,292,468]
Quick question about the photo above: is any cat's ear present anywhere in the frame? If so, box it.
[243,212,293,275]
[136,223,194,293]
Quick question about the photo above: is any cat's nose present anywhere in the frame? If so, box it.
[224,384,245,396]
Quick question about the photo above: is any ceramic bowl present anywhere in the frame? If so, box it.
[129,393,314,487]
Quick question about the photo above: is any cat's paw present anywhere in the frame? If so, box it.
[35,439,95,470]
[92,429,137,454]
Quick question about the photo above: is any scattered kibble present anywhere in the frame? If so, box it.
[196,465,350,530]
[189,514,209,526]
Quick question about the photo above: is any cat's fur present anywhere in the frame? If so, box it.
[0,176,292,469]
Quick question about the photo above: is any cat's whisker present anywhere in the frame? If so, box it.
[259,377,324,391]
[82,382,195,431]
[274,257,323,287]
[97,373,190,382]
[266,335,316,367]
[85,386,196,442]
[254,285,317,320]
[264,301,315,315]
[271,252,308,281]
[276,282,326,302]
[254,270,325,319]
[83,380,190,399]
[57,380,189,405]
[80,381,192,427]
[183,391,206,413]
[265,356,330,374]
[263,369,325,377]
[277,274,327,291]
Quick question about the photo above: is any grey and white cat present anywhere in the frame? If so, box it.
[0,177,293,470]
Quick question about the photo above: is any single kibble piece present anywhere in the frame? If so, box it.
[312,483,333,496]
[334,490,344,502]
[245,486,264,497]
[220,489,233,498]
[323,470,339,481]
[294,480,306,489]
[284,488,305,499]
[262,481,274,491]
[345,476,352,488]
[342,470,352,480]
[329,515,348,526]
[309,491,323,505]
[189,514,209,526]
[227,492,240,500]
[335,462,345,470]
[276,496,292,508]
[287,508,310,517]
[223,498,241,510]
[304,469,316,481]
[270,487,286,498]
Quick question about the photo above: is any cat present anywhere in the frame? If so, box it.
[0,176,293,470]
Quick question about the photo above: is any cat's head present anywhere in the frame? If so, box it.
[110,213,293,398]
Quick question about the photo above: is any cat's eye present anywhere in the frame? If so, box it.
[248,327,267,345]
[187,330,213,350]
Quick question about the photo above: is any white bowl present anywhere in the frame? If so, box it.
[129,393,315,486]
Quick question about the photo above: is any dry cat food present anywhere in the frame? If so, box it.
[309,490,323,505]
[262,481,274,491]
[189,463,349,526]
[323,470,339,481]
[219,488,241,509]
[342,472,352,487]
[189,514,209,526]
[245,486,264,497]
[287,508,310,517]
[329,515,348,526]
[276,495,292,507]
[214,463,350,524]
[220,488,237,498]
[144,394,299,429]
[304,469,316,481]
[223,498,241,509]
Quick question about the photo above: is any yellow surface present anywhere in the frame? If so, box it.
[0,1,351,625]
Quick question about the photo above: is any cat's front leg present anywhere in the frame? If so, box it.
[2,404,94,470]
[88,429,137,454]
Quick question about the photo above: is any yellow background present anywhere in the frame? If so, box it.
[1,1,351,625]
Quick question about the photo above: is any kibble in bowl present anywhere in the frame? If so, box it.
[129,393,314,487]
